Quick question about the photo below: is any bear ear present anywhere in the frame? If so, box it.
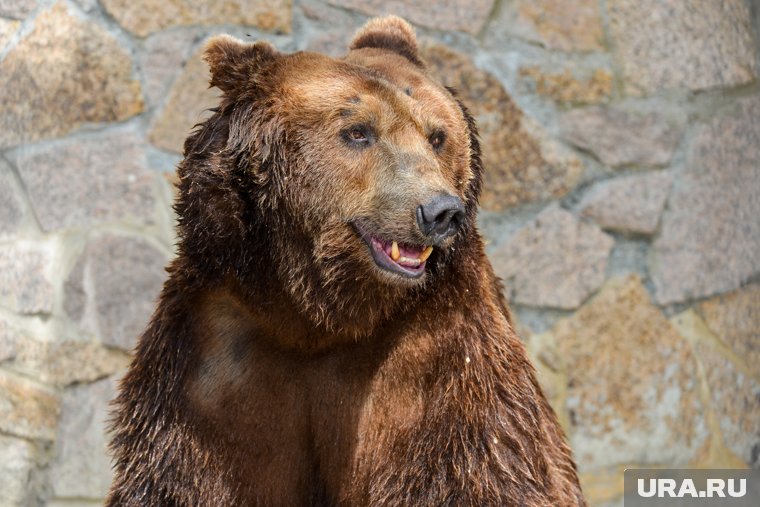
[202,35,279,94]
[349,16,423,67]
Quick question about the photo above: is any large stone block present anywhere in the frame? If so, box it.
[328,0,494,35]
[558,107,682,167]
[65,234,168,351]
[490,204,614,309]
[101,0,292,37]
[49,376,118,499]
[697,283,760,378]
[497,0,605,52]
[0,2,143,148]
[578,171,673,235]
[552,276,707,470]
[608,0,758,95]
[422,44,582,211]
[651,97,760,304]
[149,45,221,154]
[0,243,54,314]
[13,132,157,232]
[0,369,60,441]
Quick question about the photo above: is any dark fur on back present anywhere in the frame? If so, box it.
[107,16,586,507]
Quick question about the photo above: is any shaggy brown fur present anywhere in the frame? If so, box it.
[107,16,586,506]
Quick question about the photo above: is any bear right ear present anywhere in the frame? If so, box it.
[203,35,279,95]
[350,16,423,67]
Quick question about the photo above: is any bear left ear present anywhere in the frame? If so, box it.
[350,16,423,67]
[203,35,279,95]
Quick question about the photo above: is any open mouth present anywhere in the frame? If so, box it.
[353,223,433,279]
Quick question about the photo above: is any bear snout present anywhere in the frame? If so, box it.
[416,194,465,244]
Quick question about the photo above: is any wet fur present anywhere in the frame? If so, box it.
[107,16,586,506]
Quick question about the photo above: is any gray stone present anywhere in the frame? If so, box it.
[65,234,168,351]
[328,0,495,35]
[0,369,60,440]
[0,159,24,237]
[552,276,707,469]
[0,244,54,314]
[651,97,760,304]
[578,171,673,235]
[0,3,143,148]
[559,107,682,167]
[148,45,221,154]
[0,434,37,506]
[0,316,22,362]
[139,30,200,108]
[101,0,292,37]
[490,204,614,309]
[696,343,760,468]
[496,0,605,52]
[0,0,36,19]
[13,132,156,232]
[608,0,758,95]
[50,376,118,499]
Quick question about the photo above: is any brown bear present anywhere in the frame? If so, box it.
[107,16,586,507]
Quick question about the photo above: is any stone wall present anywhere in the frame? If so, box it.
[0,0,758,505]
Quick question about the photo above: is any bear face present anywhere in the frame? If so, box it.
[189,17,483,340]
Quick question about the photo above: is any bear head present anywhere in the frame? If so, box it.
[176,17,483,341]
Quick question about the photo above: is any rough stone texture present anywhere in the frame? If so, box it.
[651,97,760,304]
[498,0,605,52]
[0,17,20,49]
[697,284,760,378]
[0,0,36,19]
[139,30,200,107]
[328,0,494,35]
[422,43,583,211]
[553,276,707,469]
[65,234,168,351]
[519,66,612,105]
[0,160,24,237]
[149,45,221,154]
[696,343,760,468]
[0,370,60,440]
[101,0,292,37]
[578,171,673,235]
[559,107,682,167]
[491,205,614,309]
[13,132,156,232]
[0,244,54,314]
[49,376,117,499]
[608,0,759,95]
[0,2,143,148]
[9,336,129,387]
[0,435,37,507]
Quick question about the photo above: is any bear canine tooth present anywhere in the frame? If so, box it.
[419,246,433,262]
[391,241,400,261]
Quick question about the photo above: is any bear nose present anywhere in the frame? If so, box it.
[416,194,465,243]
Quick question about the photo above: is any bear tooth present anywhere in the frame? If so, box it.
[399,256,421,267]
[391,241,400,261]
[419,246,433,262]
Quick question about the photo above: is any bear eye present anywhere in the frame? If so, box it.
[342,125,374,147]
[429,130,446,152]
